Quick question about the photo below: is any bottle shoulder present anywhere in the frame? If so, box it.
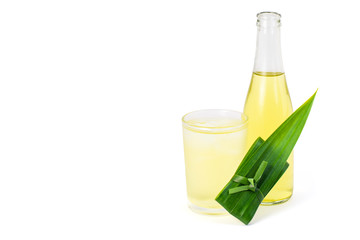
[244,72,292,114]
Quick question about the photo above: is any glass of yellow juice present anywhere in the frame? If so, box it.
[182,109,248,214]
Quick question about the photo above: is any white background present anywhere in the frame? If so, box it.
[0,0,359,239]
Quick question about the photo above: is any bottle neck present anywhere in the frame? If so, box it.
[253,15,284,73]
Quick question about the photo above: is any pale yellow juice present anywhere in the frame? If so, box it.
[183,111,247,213]
[244,72,293,204]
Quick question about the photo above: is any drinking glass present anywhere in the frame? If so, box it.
[182,109,248,214]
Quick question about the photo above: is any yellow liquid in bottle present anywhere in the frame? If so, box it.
[244,72,293,204]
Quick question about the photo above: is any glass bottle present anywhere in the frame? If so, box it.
[244,12,293,205]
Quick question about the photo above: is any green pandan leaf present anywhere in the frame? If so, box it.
[216,90,317,225]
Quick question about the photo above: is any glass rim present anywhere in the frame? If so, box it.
[182,109,248,134]
[256,11,281,28]
[257,11,281,18]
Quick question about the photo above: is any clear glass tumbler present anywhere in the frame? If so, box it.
[182,109,248,214]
